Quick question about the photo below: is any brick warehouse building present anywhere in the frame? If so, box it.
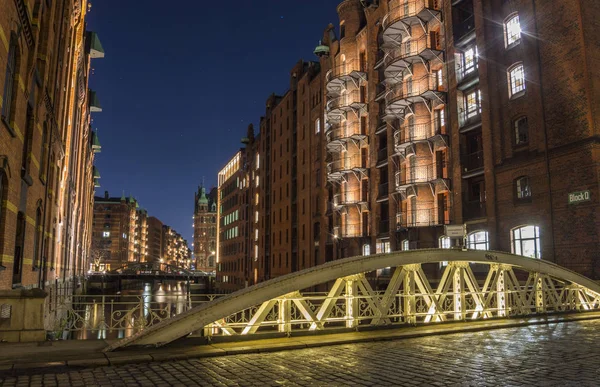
[216,0,600,291]
[91,192,191,270]
[0,1,104,293]
[193,185,217,272]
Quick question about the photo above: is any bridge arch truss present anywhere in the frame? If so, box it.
[106,249,600,351]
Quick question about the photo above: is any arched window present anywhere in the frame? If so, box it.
[467,231,489,250]
[362,244,370,256]
[512,225,541,258]
[508,63,526,97]
[504,13,521,48]
[515,176,531,200]
[439,236,451,249]
[1,32,19,122]
[402,239,409,251]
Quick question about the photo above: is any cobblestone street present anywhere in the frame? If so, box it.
[2,319,600,386]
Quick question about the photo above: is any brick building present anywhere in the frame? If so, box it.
[0,1,104,291]
[193,185,217,272]
[216,0,600,291]
[91,192,147,270]
[161,226,191,269]
[147,216,163,263]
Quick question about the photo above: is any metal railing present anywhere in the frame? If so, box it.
[327,90,364,112]
[46,293,225,339]
[327,59,368,83]
[395,163,436,186]
[327,154,365,174]
[341,223,365,238]
[326,121,363,142]
[385,34,442,66]
[396,208,448,227]
[385,0,443,30]
[394,121,435,146]
[461,150,484,172]
[385,74,443,105]
[333,189,368,206]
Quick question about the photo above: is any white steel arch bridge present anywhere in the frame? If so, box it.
[105,249,600,352]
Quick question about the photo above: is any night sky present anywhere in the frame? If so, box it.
[86,1,340,244]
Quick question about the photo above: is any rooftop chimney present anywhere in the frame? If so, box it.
[104,191,109,199]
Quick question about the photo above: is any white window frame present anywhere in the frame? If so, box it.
[514,116,529,145]
[465,89,482,118]
[103,231,110,238]
[315,118,321,134]
[362,244,371,256]
[511,225,541,258]
[508,63,526,98]
[504,13,522,48]
[402,239,409,251]
[439,236,451,249]
[467,231,489,250]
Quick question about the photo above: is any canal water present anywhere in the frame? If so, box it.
[62,281,215,340]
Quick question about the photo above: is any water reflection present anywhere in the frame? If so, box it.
[69,281,200,340]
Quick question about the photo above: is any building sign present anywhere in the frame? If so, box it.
[568,190,591,205]
[445,225,466,238]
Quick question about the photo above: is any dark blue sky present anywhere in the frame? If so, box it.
[87,1,340,243]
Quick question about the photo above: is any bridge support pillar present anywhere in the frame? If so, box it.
[278,298,291,335]
[348,278,359,329]
[453,266,466,321]
[403,266,417,325]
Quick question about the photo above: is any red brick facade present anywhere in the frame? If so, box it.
[0,0,102,291]
[216,0,600,290]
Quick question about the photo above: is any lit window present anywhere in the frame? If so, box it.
[514,117,528,146]
[512,225,541,258]
[376,240,391,254]
[255,193,259,205]
[402,239,409,251]
[256,153,260,169]
[254,245,258,261]
[467,231,489,250]
[254,211,259,223]
[315,118,321,134]
[462,46,478,76]
[508,63,525,97]
[515,176,531,199]
[255,229,259,241]
[103,231,110,238]
[362,244,370,256]
[439,236,451,249]
[504,13,521,48]
[465,89,482,118]
[256,175,260,187]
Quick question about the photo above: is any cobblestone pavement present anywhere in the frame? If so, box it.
[2,319,600,386]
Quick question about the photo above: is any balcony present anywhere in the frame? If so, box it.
[326,90,367,121]
[384,34,444,77]
[385,74,445,114]
[395,163,436,190]
[333,189,368,207]
[326,120,366,148]
[326,59,368,95]
[396,208,449,228]
[378,182,389,200]
[340,223,364,238]
[453,14,475,44]
[458,108,481,131]
[327,154,367,181]
[456,60,479,90]
[463,200,486,220]
[377,148,389,165]
[383,0,443,45]
[461,150,484,175]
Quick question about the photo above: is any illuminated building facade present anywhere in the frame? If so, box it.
[0,0,104,291]
[193,185,217,272]
[161,226,191,268]
[91,192,148,270]
[219,0,600,288]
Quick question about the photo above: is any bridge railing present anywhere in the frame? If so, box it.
[46,293,225,340]
[203,273,597,338]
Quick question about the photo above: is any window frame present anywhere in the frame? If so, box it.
[465,88,482,118]
[439,236,451,249]
[467,231,489,250]
[504,13,522,49]
[515,175,532,201]
[513,116,529,147]
[1,32,19,135]
[511,225,541,259]
[508,62,526,98]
